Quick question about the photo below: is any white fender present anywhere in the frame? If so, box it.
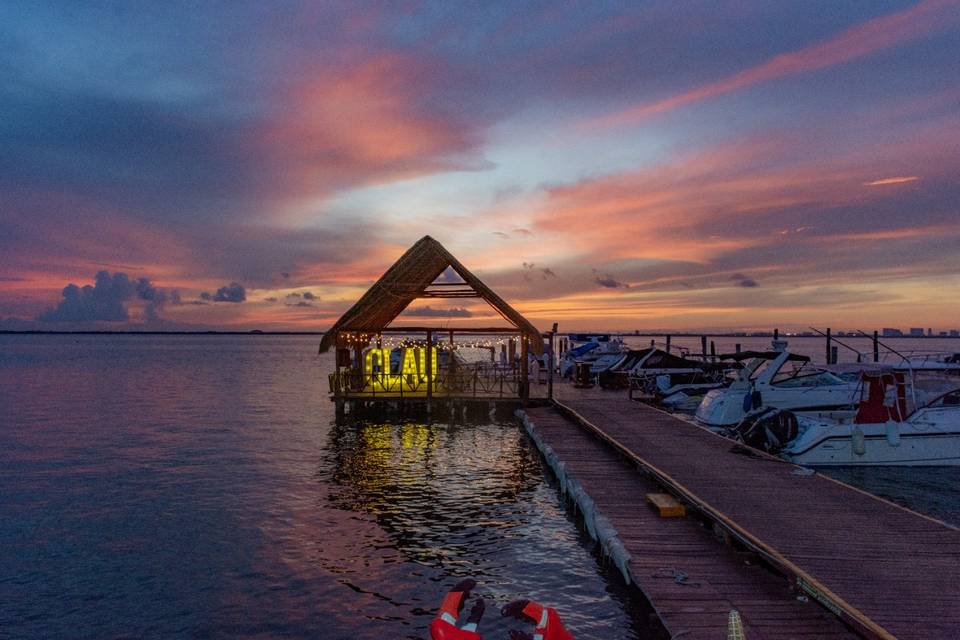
[885,420,901,447]
[852,426,866,456]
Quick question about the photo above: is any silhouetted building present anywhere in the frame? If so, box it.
[882,328,903,337]
[909,328,924,337]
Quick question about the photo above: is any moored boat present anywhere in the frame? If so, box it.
[695,349,859,427]
[780,372,960,466]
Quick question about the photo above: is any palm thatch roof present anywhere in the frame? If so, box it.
[319,236,543,354]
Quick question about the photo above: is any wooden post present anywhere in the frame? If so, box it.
[448,330,455,377]
[774,328,779,341]
[710,341,716,361]
[650,339,655,347]
[701,335,707,360]
[426,330,433,403]
[825,327,832,365]
[873,330,880,363]
[735,343,741,353]
[548,332,555,400]
[520,336,529,402]
[831,346,839,365]
[665,335,671,354]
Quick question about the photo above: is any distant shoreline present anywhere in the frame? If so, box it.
[1,330,958,339]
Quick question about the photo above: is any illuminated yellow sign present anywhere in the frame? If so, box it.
[364,347,438,391]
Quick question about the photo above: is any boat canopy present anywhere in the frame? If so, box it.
[612,348,655,371]
[718,351,810,362]
[566,341,600,358]
[643,350,707,370]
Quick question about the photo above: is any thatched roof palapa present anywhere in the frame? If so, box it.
[319,236,543,354]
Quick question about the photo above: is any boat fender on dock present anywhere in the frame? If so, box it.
[852,426,866,456]
[885,421,901,447]
[517,409,633,584]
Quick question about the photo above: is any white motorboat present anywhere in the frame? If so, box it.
[626,348,729,394]
[695,350,859,427]
[781,372,960,466]
[559,334,627,377]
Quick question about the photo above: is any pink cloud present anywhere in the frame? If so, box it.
[258,54,482,206]
[864,176,920,186]
[589,0,958,128]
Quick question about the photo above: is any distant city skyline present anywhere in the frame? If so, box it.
[2,1,959,332]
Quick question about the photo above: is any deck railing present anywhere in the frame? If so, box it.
[329,365,523,399]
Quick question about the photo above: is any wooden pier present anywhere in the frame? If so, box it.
[520,386,960,639]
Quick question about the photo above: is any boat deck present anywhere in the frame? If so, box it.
[522,383,960,639]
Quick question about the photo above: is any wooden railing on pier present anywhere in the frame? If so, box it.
[524,385,960,639]
[329,366,526,399]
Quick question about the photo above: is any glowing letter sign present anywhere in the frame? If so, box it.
[364,347,438,392]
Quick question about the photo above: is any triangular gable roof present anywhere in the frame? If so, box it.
[319,236,543,354]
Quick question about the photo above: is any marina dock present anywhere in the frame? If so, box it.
[520,386,960,639]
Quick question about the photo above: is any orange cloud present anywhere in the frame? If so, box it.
[261,54,478,207]
[590,0,957,127]
[864,176,919,186]
[531,138,861,263]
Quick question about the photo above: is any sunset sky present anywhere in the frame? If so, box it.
[2,1,959,332]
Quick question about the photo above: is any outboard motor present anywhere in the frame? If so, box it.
[732,408,799,455]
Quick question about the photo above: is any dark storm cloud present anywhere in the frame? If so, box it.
[211,282,246,303]
[136,277,168,320]
[302,291,317,301]
[404,306,473,318]
[593,271,630,289]
[37,271,168,322]
[731,273,759,288]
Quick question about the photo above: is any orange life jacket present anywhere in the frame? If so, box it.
[521,601,574,640]
[430,590,482,640]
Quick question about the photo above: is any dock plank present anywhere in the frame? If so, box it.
[533,385,960,639]
[522,406,860,640]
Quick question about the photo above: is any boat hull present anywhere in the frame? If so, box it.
[784,409,960,466]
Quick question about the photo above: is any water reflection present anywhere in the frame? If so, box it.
[0,336,651,640]
[322,419,653,639]
[324,421,542,565]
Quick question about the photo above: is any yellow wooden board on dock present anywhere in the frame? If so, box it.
[646,492,686,518]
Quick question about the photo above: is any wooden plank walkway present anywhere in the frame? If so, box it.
[538,385,960,639]
[522,406,861,640]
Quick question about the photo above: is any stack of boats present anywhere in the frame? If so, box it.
[558,334,960,466]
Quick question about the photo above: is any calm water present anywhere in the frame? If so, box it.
[0,335,651,640]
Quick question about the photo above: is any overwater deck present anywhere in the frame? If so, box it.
[521,384,960,639]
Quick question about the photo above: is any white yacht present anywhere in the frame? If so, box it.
[695,350,859,427]
[781,373,960,466]
[559,334,627,377]
[621,348,729,396]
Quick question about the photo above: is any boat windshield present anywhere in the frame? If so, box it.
[747,358,777,381]
[772,369,845,387]
[926,388,960,408]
